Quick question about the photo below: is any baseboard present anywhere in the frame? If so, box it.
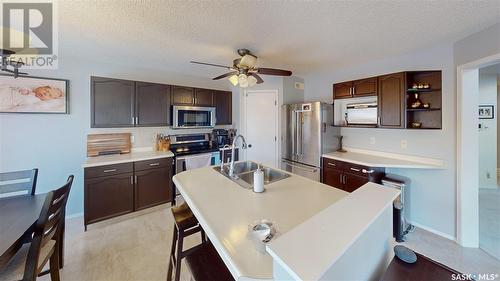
[408,220,456,242]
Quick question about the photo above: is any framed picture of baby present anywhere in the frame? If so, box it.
[0,74,69,114]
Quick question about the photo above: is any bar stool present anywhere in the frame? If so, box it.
[166,203,206,281]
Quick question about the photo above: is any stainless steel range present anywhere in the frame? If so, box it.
[170,133,221,174]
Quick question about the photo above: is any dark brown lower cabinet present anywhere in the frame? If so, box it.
[135,166,172,210]
[84,156,173,230]
[321,157,385,193]
[85,172,134,226]
[342,172,369,193]
[322,167,343,188]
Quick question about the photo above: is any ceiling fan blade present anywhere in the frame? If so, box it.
[257,67,292,76]
[213,71,238,80]
[250,73,264,84]
[190,61,231,69]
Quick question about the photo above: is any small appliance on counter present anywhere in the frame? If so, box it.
[212,129,230,148]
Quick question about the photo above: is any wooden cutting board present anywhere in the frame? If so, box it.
[87,133,131,157]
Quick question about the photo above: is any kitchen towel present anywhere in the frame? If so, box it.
[185,153,212,170]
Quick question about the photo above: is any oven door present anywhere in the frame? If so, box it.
[173,106,216,129]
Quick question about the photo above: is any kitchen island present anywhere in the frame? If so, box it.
[173,164,399,280]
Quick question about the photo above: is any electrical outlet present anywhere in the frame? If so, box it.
[369,137,376,145]
[131,135,135,144]
[400,140,407,149]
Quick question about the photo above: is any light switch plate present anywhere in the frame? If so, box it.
[131,135,135,144]
[370,137,376,145]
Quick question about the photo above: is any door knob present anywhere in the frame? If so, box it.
[248,144,252,148]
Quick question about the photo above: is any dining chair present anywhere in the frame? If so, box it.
[0,175,73,281]
[0,169,38,198]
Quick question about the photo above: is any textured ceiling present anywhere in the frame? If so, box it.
[58,0,500,77]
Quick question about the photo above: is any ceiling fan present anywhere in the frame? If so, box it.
[0,49,28,78]
[191,49,292,88]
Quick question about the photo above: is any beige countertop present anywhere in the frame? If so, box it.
[173,165,348,280]
[266,182,399,280]
[322,147,445,169]
[82,149,174,168]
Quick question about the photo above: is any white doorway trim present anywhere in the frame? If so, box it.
[242,89,280,167]
[456,52,500,247]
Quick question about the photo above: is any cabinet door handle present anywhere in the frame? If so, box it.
[352,86,355,96]
[339,174,343,184]
[349,87,352,96]
[103,169,117,173]
[134,175,138,184]
[130,176,134,185]
[350,167,360,172]
[362,169,374,174]
[327,162,336,167]
[343,174,347,184]
[149,163,160,167]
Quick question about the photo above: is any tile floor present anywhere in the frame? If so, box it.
[479,187,500,260]
[1,203,499,281]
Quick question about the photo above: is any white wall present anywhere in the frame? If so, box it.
[478,72,498,188]
[304,43,457,238]
[0,57,234,216]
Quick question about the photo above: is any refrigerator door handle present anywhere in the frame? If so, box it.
[297,111,303,156]
[291,110,296,156]
[295,111,301,156]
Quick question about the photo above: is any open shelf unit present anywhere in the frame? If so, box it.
[405,71,442,129]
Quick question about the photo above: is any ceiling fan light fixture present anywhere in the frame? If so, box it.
[228,74,239,86]
[239,54,257,68]
[247,75,258,87]
[238,74,249,88]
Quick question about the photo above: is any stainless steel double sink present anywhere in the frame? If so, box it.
[213,161,290,189]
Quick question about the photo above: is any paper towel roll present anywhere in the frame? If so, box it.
[253,169,264,193]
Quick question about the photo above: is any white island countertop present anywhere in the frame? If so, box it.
[173,165,400,280]
[173,166,348,280]
[82,149,174,168]
[323,147,445,169]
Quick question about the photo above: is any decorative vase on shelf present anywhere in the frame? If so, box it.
[411,93,423,108]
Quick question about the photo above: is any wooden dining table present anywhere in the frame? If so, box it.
[0,194,65,270]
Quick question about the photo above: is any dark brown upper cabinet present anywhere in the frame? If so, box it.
[91,76,233,128]
[333,82,353,99]
[194,88,215,106]
[171,86,195,105]
[135,82,171,126]
[352,77,378,97]
[91,77,135,127]
[214,91,232,125]
[333,77,378,99]
[378,72,405,128]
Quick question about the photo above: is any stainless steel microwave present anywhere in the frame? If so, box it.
[172,106,216,129]
[346,102,378,125]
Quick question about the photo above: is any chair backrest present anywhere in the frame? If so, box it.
[0,169,38,198]
[22,175,73,280]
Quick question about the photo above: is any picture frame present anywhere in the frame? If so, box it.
[0,74,69,114]
[479,105,494,119]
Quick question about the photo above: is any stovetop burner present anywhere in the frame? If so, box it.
[169,133,219,157]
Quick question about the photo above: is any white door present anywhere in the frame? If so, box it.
[244,90,278,168]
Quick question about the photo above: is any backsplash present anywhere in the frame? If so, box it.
[89,125,234,149]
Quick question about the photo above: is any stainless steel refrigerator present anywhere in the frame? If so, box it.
[281,102,340,181]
